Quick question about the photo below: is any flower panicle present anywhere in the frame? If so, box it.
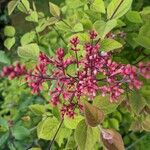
[1,30,150,118]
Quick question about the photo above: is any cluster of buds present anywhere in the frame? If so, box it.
[1,62,26,80]
[1,30,150,118]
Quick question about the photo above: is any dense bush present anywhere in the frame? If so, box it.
[0,0,150,150]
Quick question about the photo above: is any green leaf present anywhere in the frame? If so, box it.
[140,6,150,16]
[112,111,122,122]
[142,116,150,132]
[12,126,30,140]
[134,35,150,49]
[7,141,16,150]
[126,11,143,23]
[141,84,150,105]
[4,26,16,37]
[94,20,106,37]
[84,102,104,127]
[4,37,15,50]
[21,31,35,45]
[55,21,71,32]
[107,0,132,20]
[17,43,40,60]
[117,19,126,27]
[101,129,125,150]
[66,64,77,77]
[73,23,84,32]
[90,0,105,14]
[0,118,9,132]
[8,0,19,15]
[29,104,45,116]
[74,120,99,150]
[29,148,41,150]
[134,22,150,49]
[126,33,138,48]
[0,51,10,64]
[37,117,59,140]
[102,19,117,38]
[109,118,120,130]
[64,115,84,129]
[36,17,58,33]
[129,91,146,115]
[94,19,117,39]
[66,136,77,150]
[65,0,85,9]
[101,39,122,52]
[25,11,38,22]
[93,95,122,114]
[81,19,93,30]
[56,127,71,146]
[139,22,150,39]
[49,2,60,18]
[0,132,9,147]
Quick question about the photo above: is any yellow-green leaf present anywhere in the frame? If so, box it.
[21,0,30,12]
[90,0,105,14]
[74,120,99,150]
[8,0,19,15]
[4,37,15,50]
[142,116,150,131]
[94,19,117,39]
[17,43,40,60]
[101,39,122,52]
[37,117,59,140]
[4,26,16,37]
[107,0,132,20]
[64,115,84,129]
[134,35,150,49]
[25,11,38,22]
[49,2,60,18]
[21,31,35,45]
[29,104,45,116]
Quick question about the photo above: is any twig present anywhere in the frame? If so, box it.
[52,26,68,45]
[132,54,150,65]
[125,134,147,150]
[47,90,76,150]
[61,19,72,29]
[47,119,64,150]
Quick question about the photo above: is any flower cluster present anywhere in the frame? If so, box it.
[1,31,150,118]
[1,62,26,80]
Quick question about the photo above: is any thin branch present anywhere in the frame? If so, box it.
[52,26,68,45]
[132,54,150,65]
[47,119,64,150]
[125,134,147,150]
[95,37,101,45]
[61,19,72,29]
[47,90,76,150]
[26,73,56,80]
